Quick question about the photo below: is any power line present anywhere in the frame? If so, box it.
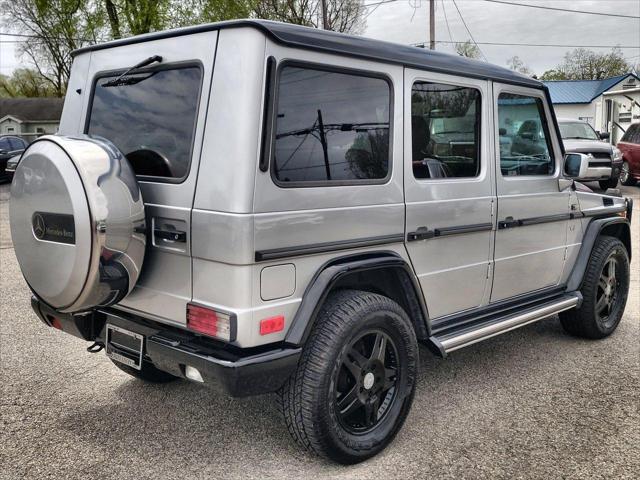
[483,0,640,19]
[414,40,640,49]
[441,0,455,45]
[451,0,488,61]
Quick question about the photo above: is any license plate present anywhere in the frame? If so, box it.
[105,324,144,370]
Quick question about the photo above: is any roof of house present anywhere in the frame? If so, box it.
[0,97,64,122]
[543,74,639,104]
[72,19,541,89]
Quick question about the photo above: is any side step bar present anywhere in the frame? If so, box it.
[429,293,582,357]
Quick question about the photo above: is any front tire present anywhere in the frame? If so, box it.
[560,236,630,339]
[599,177,618,190]
[620,161,637,186]
[279,289,418,464]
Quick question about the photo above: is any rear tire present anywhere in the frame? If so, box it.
[279,289,418,464]
[111,359,179,383]
[599,177,618,190]
[560,236,630,339]
[620,161,636,186]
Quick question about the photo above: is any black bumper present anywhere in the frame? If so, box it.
[31,297,301,397]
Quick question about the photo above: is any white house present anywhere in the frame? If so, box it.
[544,73,640,144]
[0,97,64,141]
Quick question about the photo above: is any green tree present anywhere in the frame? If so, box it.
[0,68,57,97]
[455,40,480,59]
[541,47,631,81]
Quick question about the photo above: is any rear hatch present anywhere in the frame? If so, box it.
[59,31,219,326]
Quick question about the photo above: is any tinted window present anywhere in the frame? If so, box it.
[558,121,598,140]
[273,66,390,184]
[0,138,11,150]
[88,66,202,179]
[411,82,481,179]
[497,93,554,176]
[8,137,26,150]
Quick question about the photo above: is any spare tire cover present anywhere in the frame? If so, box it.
[9,135,146,313]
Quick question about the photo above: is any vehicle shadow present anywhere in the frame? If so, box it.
[55,313,621,478]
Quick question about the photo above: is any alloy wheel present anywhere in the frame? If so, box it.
[335,329,400,434]
[596,252,620,327]
[620,162,630,184]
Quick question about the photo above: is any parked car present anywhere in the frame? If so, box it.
[557,118,623,190]
[617,122,640,186]
[0,135,28,181]
[8,20,633,464]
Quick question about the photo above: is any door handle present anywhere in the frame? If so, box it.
[498,216,521,229]
[154,228,186,242]
[407,226,435,241]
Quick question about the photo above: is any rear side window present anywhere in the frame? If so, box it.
[87,66,202,180]
[497,93,554,176]
[272,65,391,185]
[411,82,481,179]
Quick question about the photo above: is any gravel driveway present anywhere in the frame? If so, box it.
[1,182,638,479]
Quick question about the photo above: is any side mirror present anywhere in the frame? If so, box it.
[564,152,590,179]
[598,131,610,140]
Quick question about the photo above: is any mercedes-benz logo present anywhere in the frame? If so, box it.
[32,213,46,240]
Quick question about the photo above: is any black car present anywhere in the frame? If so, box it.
[0,136,28,181]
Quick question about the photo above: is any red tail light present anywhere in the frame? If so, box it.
[260,315,285,335]
[186,303,234,342]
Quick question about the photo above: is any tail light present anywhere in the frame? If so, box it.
[186,303,236,342]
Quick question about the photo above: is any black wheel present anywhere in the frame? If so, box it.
[111,359,179,383]
[560,236,630,339]
[279,289,418,464]
[620,161,637,186]
[599,177,618,190]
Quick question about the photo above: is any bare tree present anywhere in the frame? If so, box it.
[255,0,366,33]
[0,0,104,96]
[506,55,534,76]
[455,40,480,59]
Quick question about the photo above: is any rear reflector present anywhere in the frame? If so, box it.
[260,315,285,335]
[186,303,234,342]
[49,317,63,330]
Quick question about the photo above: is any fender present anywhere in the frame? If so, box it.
[566,216,632,292]
[284,251,430,346]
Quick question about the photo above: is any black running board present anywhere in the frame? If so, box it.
[428,293,582,357]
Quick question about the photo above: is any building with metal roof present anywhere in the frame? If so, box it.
[543,74,640,143]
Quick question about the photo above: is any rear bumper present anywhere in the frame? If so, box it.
[31,297,301,397]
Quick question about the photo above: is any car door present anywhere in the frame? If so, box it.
[404,69,495,319]
[491,83,570,302]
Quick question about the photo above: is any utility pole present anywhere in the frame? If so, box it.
[429,0,435,50]
[317,109,331,180]
[321,0,329,30]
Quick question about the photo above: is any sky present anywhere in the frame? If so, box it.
[1,0,639,78]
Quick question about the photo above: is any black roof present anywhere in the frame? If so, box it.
[0,97,64,122]
[72,19,541,88]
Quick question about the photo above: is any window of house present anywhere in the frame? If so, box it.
[411,82,481,179]
[36,127,45,134]
[87,66,202,180]
[497,93,554,176]
[272,65,391,185]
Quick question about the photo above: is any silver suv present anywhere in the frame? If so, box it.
[9,21,633,464]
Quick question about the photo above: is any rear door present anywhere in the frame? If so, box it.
[404,69,495,319]
[491,83,570,302]
[68,32,218,325]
